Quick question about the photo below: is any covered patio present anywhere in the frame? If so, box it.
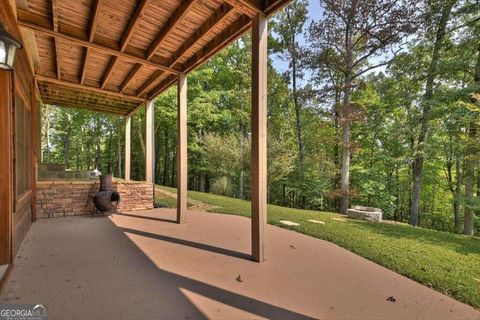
[1,209,479,319]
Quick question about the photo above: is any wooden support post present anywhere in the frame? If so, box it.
[251,13,267,262]
[145,100,154,183]
[176,73,187,223]
[0,71,13,264]
[125,115,131,181]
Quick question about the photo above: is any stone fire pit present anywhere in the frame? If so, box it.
[347,206,382,222]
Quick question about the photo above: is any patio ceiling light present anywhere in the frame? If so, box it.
[0,23,22,71]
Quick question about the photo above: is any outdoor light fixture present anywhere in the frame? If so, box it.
[0,23,22,70]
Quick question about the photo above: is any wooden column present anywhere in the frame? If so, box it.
[0,71,13,264]
[251,13,268,263]
[145,100,155,183]
[176,73,187,223]
[125,115,131,181]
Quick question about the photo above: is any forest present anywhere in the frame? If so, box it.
[40,0,480,235]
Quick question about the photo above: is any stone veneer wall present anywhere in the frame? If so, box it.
[36,179,154,218]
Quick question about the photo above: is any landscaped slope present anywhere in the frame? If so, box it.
[156,185,480,309]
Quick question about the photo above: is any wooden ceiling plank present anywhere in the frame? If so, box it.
[42,97,131,114]
[169,3,235,68]
[18,20,181,75]
[146,0,196,60]
[136,70,161,97]
[36,75,145,102]
[39,89,135,108]
[44,102,128,115]
[101,56,118,89]
[120,63,142,92]
[120,0,152,52]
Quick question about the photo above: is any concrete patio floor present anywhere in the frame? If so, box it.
[1,208,479,320]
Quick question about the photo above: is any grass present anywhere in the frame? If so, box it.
[156,185,480,309]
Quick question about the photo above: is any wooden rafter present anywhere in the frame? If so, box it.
[136,3,234,98]
[184,15,251,73]
[51,0,60,79]
[101,56,118,89]
[169,3,235,68]
[51,0,58,31]
[17,20,181,75]
[146,0,196,60]
[120,63,142,93]
[54,38,61,79]
[36,75,145,102]
[147,14,251,99]
[123,0,196,93]
[121,0,152,52]
[80,0,102,85]
[136,70,161,97]
[89,0,102,42]
[80,49,90,84]
[101,0,152,90]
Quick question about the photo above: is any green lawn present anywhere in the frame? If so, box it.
[156,185,480,309]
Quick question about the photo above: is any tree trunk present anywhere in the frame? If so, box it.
[285,8,305,178]
[163,130,169,185]
[464,124,477,235]
[454,157,462,232]
[409,0,455,226]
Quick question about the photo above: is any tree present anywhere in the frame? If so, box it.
[271,0,309,178]
[409,0,457,226]
[308,0,418,214]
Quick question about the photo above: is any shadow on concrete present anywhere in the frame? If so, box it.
[113,220,315,319]
[116,212,178,224]
[119,226,253,261]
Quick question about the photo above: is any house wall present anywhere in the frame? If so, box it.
[36,180,154,218]
[0,0,36,262]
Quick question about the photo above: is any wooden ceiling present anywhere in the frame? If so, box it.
[16,0,290,116]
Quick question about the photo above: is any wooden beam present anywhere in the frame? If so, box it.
[145,100,154,183]
[224,0,261,15]
[183,15,251,73]
[136,70,161,97]
[39,91,134,109]
[36,75,145,102]
[54,38,61,79]
[148,15,251,99]
[120,0,152,52]
[17,20,181,75]
[80,0,103,85]
[101,56,118,89]
[51,0,59,31]
[176,73,187,223]
[251,13,267,263]
[168,3,235,68]
[106,0,151,92]
[125,115,131,180]
[89,0,103,42]
[80,48,89,84]
[146,0,196,60]
[120,63,142,93]
[42,98,129,115]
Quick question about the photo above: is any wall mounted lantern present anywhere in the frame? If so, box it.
[0,23,22,70]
